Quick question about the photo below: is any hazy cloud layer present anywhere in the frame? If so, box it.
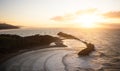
[76,8,97,15]
[51,14,75,21]
[51,8,97,22]
[103,11,120,18]
[51,9,120,22]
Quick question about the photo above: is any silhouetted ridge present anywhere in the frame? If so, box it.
[0,34,66,54]
[0,23,19,30]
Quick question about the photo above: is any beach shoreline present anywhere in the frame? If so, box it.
[0,45,67,64]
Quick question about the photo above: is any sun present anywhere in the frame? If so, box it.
[74,14,102,28]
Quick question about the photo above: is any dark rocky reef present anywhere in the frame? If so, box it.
[0,23,19,30]
[78,43,95,56]
[57,32,95,56]
[57,32,79,40]
[0,34,66,54]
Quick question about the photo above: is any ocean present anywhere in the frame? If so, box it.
[0,28,120,71]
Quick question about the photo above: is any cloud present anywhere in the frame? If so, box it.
[51,16,65,21]
[51,8,97,22]
[51,14,75,21]
[103,11,120,18]
[76,8,97,15]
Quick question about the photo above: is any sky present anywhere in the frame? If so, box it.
[0,0,120,28]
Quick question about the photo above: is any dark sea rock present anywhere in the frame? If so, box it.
[78,43,95,56]
[57,32,79,40]
[57,32,96,56]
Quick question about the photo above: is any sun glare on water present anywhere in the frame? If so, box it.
[74,14,102,28]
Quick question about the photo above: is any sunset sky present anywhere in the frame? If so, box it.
[0,0,120,28]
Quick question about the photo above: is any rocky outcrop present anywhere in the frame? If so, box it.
[57,32,79,40]
[0,34,66,54]
[78,43,95,56]
[57,32,95,56]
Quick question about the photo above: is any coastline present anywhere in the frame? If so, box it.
[0,34,67,64]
